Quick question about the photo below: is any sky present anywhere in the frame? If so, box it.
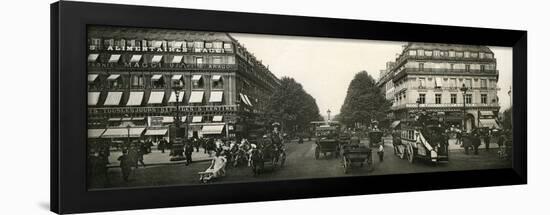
[231,33,513,115]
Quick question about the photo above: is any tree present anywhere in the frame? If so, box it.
[502,106,512,130]
[339,71,391,128]
[266,77,322,135]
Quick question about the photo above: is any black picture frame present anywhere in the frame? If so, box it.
[51,1,527,214]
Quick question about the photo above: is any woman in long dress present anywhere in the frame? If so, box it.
[199,152,227,183]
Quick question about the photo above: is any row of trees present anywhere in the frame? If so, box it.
[338,71,391,129]
[264,77,323,135]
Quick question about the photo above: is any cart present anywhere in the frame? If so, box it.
[341,144,373,174]
[368,131,384,148]
[314,125,340,159]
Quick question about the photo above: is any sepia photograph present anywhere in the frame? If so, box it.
[86,25,513,190]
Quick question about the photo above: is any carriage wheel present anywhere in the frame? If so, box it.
[407,145,415,163]
[315,147,320,160]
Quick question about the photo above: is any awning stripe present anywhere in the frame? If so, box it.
[151,74,163,80]
[151,55,163,63]
[144,129,168,136]
[88,74,99,82]
[88,129,105,138]
[108,54,121,63]
[212,75,222,81]
[107,74,121,80]
[88,54,99,62]
[191,75,202,81]
[126,92,144,106]
[130,55,142,63]
[202,125,225,135]
[88,92,101,106]
[104,92,123,106]
[101,127,145,138]
[147,91,165,104]
[209,91,224,103]
[172,75,183,80]
[189,91,204,103]
[168,91,185,103]
[172,55,183,63]
[192,116,203,123]
[213,115,223,122]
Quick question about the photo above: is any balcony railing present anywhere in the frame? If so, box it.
[391,103,500,110]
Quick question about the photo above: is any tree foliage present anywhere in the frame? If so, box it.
[339,71,391,128]
[266,77,322,134]
[503,106,512,130]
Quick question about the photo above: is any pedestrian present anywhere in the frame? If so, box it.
[377,143,384,162]
[158,138,165,153]
[484,129,492,152]
[497,131,505,158]
[184,141,194,166]
[118,150,132,182]
[136,142,146,167]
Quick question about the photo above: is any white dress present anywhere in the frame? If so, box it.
[204,156,227,178]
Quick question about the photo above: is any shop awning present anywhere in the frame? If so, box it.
[108,54,121,63]
[189,91,204,103]
[130,54,142,63]
[144,128,168,136]
[202,125,225,135]
[107,74,120,80]
[88,92,101,106]
[88,74,99,82]
[147,91,165,104]
[88,129,105,138]
[209,91,224,103]
[88,54,99,62]
[390,120,401,129]
[151,74,163,80]
[104,92,123,106]
[172,55,183,63]
[239,93,250,106]
[479,118,501,129]
[101,127,145,138]
[191,75,202,81]
[168,91,185,103]
[172,75,183,80]
[192,116,203,123]
[151,55,163,63]
[213,115,223,122]
[162,116,186,123]
[126,92,144,106]
[244,95,253,106]
[212,75,222,81]
[479,111,495,117]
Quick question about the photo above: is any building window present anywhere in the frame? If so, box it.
[435,94,441,104]
[464,51,470,58]
[89,38,101,50]
[480,64,485,72]
[451,94,457,104]
[131,74,145,89]
[192,75,204,89]
[418,49,425,56]
[481,79,488,89]
[419,63,424,71]
[486,53,493,58]
[409,50,417,56]
[151,75,165,89]
[419,94,426,104]
[471,52,478,58]
[481,94,488,104]
[465,94,472,104]
[195,57,203,65]
[434,50,440,57]
[212,56,222,64]
[108,75,123,90]
[465,79,472,88]
[212,75,224,89]
[456,52,464,58]
[465,64,470,72]
[449,51,456,57]
[171,75,184,88]
[418,78,426,88]
[435,77,442,89]
[213,41,223,49]
[205,42,213,49]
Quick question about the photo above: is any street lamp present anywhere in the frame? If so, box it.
[171,84,185,161]
[460,83,469,131]
[327,109,331,122]
[173,85,183,129]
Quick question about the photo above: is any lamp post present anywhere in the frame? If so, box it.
[123,114,131,148]
[173,85,183,130]
[327,109,331,122]
[460,83,469,131]
[171,85,185,161]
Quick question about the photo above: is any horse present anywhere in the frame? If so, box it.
[462,134,481,155]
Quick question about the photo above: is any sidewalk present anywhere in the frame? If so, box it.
[107,149,214,168]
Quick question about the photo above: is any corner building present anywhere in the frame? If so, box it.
[377,43,501,131]
[87,26,280,139]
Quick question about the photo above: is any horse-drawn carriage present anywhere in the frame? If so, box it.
[341,143,373,173]
[314,125,340,159]
[392,119,449,164]
[368,131,384,148]
[249,135,286,175]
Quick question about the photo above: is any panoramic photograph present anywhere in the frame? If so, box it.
[86,26,513,189]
